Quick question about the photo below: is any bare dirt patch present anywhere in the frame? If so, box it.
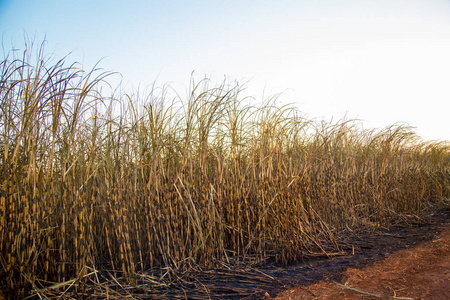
[271,210,450,300]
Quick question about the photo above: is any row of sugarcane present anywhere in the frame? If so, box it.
[1,43,449,299]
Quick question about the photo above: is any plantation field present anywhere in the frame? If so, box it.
[1,43,449,299]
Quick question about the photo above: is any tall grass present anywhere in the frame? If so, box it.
[1,42,449,298]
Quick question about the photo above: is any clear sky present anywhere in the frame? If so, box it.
[1,0,450,141]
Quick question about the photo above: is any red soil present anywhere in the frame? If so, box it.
[272,225,450,300]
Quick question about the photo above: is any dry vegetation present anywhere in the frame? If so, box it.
[1,42,449,299]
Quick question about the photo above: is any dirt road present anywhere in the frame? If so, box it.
[272,219,450,300]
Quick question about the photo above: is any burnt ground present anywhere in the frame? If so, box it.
[191,206,450,299]
[272,227,450,299]
[263,207,450,300]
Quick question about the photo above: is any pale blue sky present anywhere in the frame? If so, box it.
[1,0,450,141]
